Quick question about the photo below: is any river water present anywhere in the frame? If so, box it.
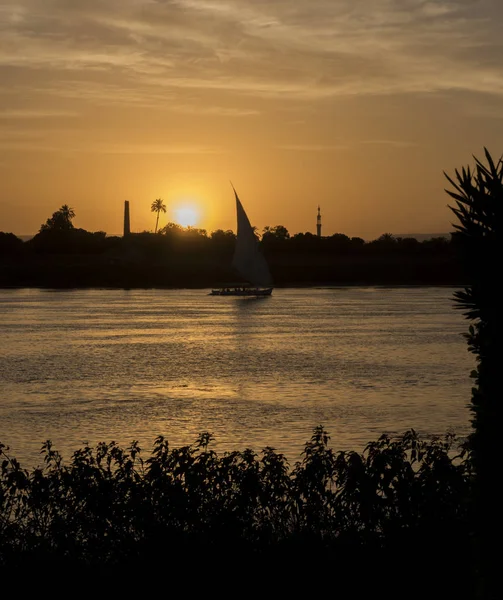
[0,287,473,466]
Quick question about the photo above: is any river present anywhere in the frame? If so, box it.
[0,287,473,466]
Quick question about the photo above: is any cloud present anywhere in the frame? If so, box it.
[0,0,503,111]
[278,140,418,152]
[93,143,225,155]
[7,80,259,115]
[360,140,418,148]
[0,138,224,154]
[174,105,260,116]
[278,144,348,152]
[0,109,79,118]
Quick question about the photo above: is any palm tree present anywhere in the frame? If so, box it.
[60,204,75,225]
[151,198,166,234]
[445,148,502,600]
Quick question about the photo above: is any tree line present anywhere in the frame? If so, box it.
[0,207,452,257]
[0,203,460,286]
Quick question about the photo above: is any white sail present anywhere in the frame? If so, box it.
[231,188,273,287]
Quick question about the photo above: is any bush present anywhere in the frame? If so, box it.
[0,427,473,593]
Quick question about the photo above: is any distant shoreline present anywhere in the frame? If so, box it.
[1,230,463,289]
[0,282,467,291]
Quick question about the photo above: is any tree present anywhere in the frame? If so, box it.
[184,226,208,238]
[376,233,397,245]
[210,229,236,242]
[158,222,182,237]
[40,204,75,232]
[445,148,502,600]
[0,232,23,255]
[210,229,235,255]
[262,225,290,242]
[151,198,166,234]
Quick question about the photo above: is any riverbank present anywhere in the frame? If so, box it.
[0,253,463,288]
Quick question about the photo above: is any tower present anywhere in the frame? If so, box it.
[316,205,322,237]
[124,200,131,236]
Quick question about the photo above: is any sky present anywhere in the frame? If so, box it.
[1,0,503,238]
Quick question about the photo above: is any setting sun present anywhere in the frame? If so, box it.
[173,205,200,228]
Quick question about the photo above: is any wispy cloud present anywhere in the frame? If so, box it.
[174,105,259,116]
[94,143,225,155]
[14,81,259,115]
[0,109,79,118]
[0,138,225,154]
[278,140,418,152]
[1,0,502,109]
[360,140,418,148]
[278,144,348,152]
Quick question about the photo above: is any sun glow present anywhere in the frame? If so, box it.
[173,205,200,227]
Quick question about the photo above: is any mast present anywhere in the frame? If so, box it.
[316,205,322,237]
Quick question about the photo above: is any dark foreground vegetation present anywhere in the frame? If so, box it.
[0,428,473,594]
[0,217,461,287]
[447,149,502,600]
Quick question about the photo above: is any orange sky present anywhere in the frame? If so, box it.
[1,0,503,239]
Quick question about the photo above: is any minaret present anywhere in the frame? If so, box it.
[124,200,131,236]
[316,205,322,237]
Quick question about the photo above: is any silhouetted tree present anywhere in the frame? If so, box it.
[185,226,208,238]
[151,198,166,234]
[446,148,502,600]
[327,233,352,252]
[398,237,420,252]
[158,222,183,237]
[373,233,397,247]
[40,205,75,232]
[210,229,236,242]
[209,229,236,258]
[262,225,290,241]
[350,236,365,246]
[0,232,23,255]
[422,236,450,250]
[329,233,350,243]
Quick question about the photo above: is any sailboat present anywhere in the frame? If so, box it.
[210,186,273,296]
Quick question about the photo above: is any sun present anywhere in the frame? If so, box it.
[173,205,200,227]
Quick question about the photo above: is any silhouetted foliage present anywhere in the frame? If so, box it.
[39,204,75,232]
[0,232,23,255]
[209,229,236,256]
[27,228,107,255]
[0,427,473,594]
[151,198,166,234]
[446,147,502,600]
[0,206,459,287]
[262,225,290,241]
[210,228,236,243]
[158,221,183,237]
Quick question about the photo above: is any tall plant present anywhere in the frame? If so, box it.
[445,148,502,600]
[151,198,166,234]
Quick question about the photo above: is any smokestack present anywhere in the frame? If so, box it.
[124,200,130,236]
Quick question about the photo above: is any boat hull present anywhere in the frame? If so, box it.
[210,287,273,297]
